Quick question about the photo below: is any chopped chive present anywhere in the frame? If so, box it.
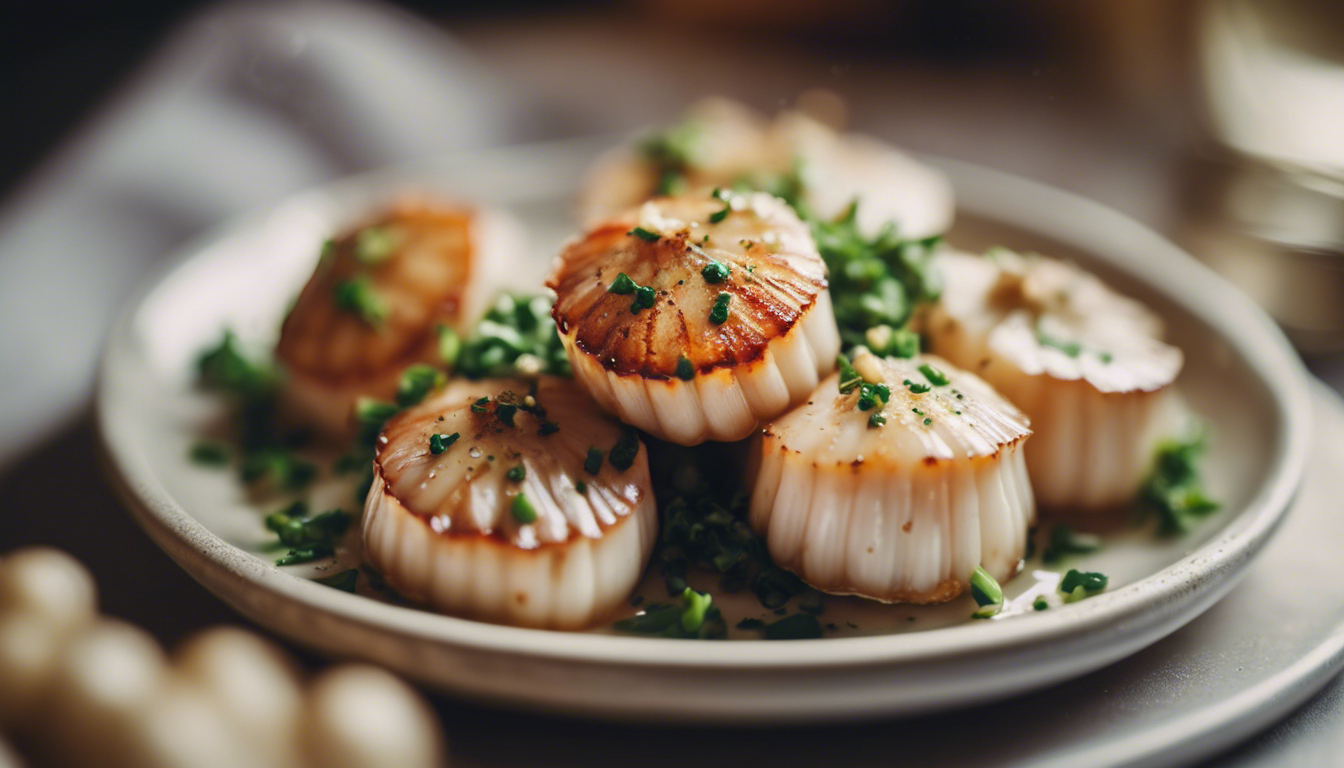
[970,565,1003,619]
[608,272,638,294]
[856,382,890,411]
[428,432,459,455]
[584,447,605,475]
[675,355,695,381]
[1099,351,1114,364]
[918,363,950,386]
[1041,524,1101,564]
[538,421,560,436]
[923,417,932,425]
[628,227,660,242]
[506,464,526,482]
[1059,569,1108,602]
[189,441,229,467]
[630,284,657,314]
[436,324,462,365]
[837,353,862,394]
[333,276,388,325]
[511,493,538,524]
[708,292,731,325]
[354,397,400,443]
[763,613,823,640]
[575,481,588,495]
[608,430,640,471]
[396,364,445,408]
[701,260,731,283]
[315,569,359,593]
[680,588,713,633]
[711,187,729,201]
[868,412,886,428]
[354,226,397,265]
[1033,596,1049,611]
[905,380,931,394]
[709,207,730,224]
[495,402,517,427]
[471,396,490,414]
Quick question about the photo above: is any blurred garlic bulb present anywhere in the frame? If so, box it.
[748,351,1034,603]
[0,613,65,732]
[364,377,657,629]
[0,547,97,635]
[579,96,954,239]
[302,666,445,768]
[548,191,840,445]
[276,201,521,436]
[923,249,1185,510]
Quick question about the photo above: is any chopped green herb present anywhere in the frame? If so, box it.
[628,227,661,242]
[675,356,696,381]
[709,207,730,224]
[680,588,713,633]
[494,401,518,427]
[428,432,459,455]
[837,353,862,394]
[315,569,359,593]
[275,546,333,567]
[1099,352,1114,364]
[353,226,397,265]
[1041,524,1101,564]
[538,421,560,436]
[354,398,400,445]
[436,324,462,365]
[196,330,277,400]
[396,364,445,408]
[923,417,932,425]
[240,449,317,492]
[970,565,1004,619]
[865,324,921,358]
[511,493,537,524]
[1141,431,1219,536]
[608,430,640,471]
[919,363,950,386]
[1037,328,1082,357]
[614,588,726,640]
[267,506,350,565]
[189,441,229,467]
[708,292,731,325]
[856,382,890,411]
[868,412,887,428]
[333,276,387,326]
[471,397,490,414]
[455,293,570,380]
[608,272,638,295]
[763,613,823,640]
[701,260,731,283]
[630,285,657,314]
[736,618,765,630]
[506,464,526,482]
[1033,596,1050,611]
[905,380,931,394]
[584,447,605,475]
[638,119,698,196]
[575,481,588,495]
[1059,569,1108,602]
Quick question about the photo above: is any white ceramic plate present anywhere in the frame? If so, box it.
[97,137,1312,721]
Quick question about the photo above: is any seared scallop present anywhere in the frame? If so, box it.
[276,201,519,436]
[923,249,1185,510]
[579,97,954,239]
[362,377,657,629]
[748,351,1034,604]
[547,191,841,445]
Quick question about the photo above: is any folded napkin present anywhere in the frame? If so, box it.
[0,0,543,468]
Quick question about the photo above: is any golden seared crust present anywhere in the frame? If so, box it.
[276,203,474,385]
[547,193,826,380]
[373,377,649,548]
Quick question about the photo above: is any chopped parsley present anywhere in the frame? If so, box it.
[638,119,698,195]
[428,432,459,455]
[701,260,731,283]
[266,504,350,566]
[709,292,731,325]
[865,324,921,358]
[1059,569,1108,602]
[855,382,890,412]
[332,276,387,326]
[613,587,726,640]
[471,397,489,414]
[904,378,931,394]
[1140,431,1219,536]
[506,464,526,482]
[969,565,1004,619]
[675,355,696,381]
[868,412,887,428]
[1033,596,1050,611]
[575,481,588,495]
[354,397,400,444]
[240,448,317,492]
[837,353,862,394]
[510,493,538,524]
[628,227,661,242]
[455,293,570,379]
[709,207,730,224]
[630,285,657,314]
[608,430,640,471]
[608,272,638,295]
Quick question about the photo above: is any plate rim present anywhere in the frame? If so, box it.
[95,136,1314,674]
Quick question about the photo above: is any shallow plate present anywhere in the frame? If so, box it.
[96,137,1312,721]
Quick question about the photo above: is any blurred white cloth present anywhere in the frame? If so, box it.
[0,0,540,468]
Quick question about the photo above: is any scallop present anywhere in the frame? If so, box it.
[275,200,520,436]
[923,249,1185,510]
[747,351,1034,604]
[548,191,841,445]
[579,96,954,239]
[363,377,657,629]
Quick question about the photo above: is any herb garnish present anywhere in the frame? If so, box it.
[266,503,350,566]
[189,441,229,467]
[1140,431,1219,536]
[511,493,538,524]
[1041,524,1101,564]
[701,261,731,283]
[675,356,695,381]
[608,272,637,294]
[506,465,526,482]
[333,276,387,326]
[608,430,640,471]
[613,587,726,640]
[638,119,698,195]
[395,364,445,408]
[584,447,605,475]
[428,432,459,455]
[918,363,950,386]
[628,227,661,242]
[970,565,1004,618]
[1059,569,1108,602]
[353,226,397,265]
[709,292,731,325]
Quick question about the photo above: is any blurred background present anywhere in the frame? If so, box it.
[0,0,1342,765]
